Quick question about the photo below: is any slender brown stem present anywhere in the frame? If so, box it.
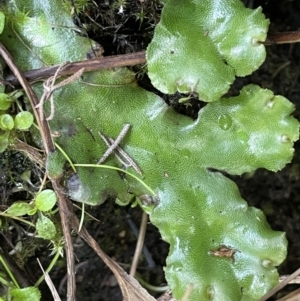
[70,214,157,301]
[264,31,300,45]
[276,287,300,301]
[51,182,76,301]
[13,139,45,167]
[0,43,76,301]
[98,124,131,164]
[4,31,300,86]
[5,51,146,86]
[0,43,54,154]
[129,211,148,277]
[258,267,300,301]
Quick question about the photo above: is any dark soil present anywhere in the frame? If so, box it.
[1,0,300,300]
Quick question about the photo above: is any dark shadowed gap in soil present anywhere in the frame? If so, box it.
[1,0,300,300]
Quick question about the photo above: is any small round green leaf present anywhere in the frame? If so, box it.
[0,93,13,110]
[36,214,56,240]
[10,286,41,301]
[6,202,31,216]
[35,189,57,212]
[0,114,14,130]
[14,111,34,130]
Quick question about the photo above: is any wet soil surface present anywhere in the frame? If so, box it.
[1,0,300,300]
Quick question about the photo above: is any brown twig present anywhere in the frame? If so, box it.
[279,275,300,284]
[13,139,45,167]
[276,287,300,301]
[37,258,62,301]
[58,261,89,295]
[126,215,156,268]
[36,64,84,121]
[0,43,76,301]
[129,211,148,277]
[0,43,54,154]
[3,31,300,86]
[70,214,157,301]
[99,133,132,167]
[98,124,131,164]
[97,124,143,175]
[51,182,76,301]
[265,31,300,45]
[5,51,146,86]
[258,267,300,301]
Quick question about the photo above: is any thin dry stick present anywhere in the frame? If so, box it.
[276,287,300,301]
[98,132,130,167]
[36,64,84,121]
[107,137,142,175]
[258,267,300,301]
[51,182,76,301]
[4,31,300,86]
[44,67,84,120]
[129,211,148,277]
[5,51,146,85]
[279,275,300,284]
[97,124,131,164]
[0,43,53,153]
[0,43,76,301]
[35,62,69,121]
[126,215,156,268]
[13,139,45,167]
[265,31,300,45]
[98,130,142,174]
[69,214,157,301]
[58,261,89,295]
[37,258,62,301]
